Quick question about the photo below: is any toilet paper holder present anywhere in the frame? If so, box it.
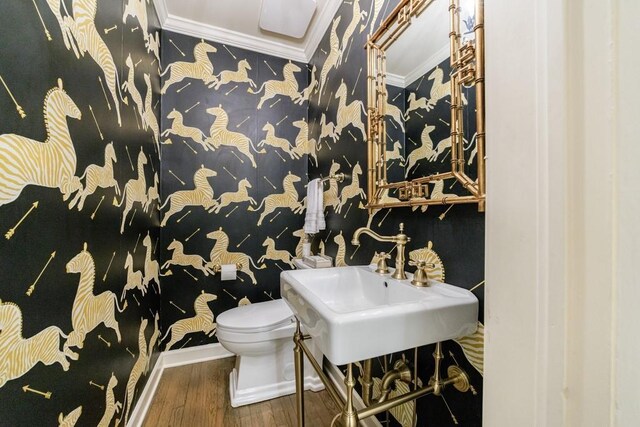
[211,263,243,274]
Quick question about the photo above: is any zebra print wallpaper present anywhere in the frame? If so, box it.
[0,0,161,425]
[159,30,312,351]
[307,0,485,425]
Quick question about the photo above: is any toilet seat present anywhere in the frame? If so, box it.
[216,299,297,344]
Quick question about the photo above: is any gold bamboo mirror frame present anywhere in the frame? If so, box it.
[365,0,485,211]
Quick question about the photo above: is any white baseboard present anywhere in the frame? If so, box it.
[127,343,234,427]
[324,362,383,427]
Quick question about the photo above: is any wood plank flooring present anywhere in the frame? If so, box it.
[143,357,340,426]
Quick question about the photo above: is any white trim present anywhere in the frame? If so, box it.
[324,362,383,427]
[162,342,234,369]
[126,344,234,427]
[153,0,341,62]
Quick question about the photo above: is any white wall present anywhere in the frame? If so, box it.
[484,0,640,425]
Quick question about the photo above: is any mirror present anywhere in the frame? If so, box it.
[365,0,485,211]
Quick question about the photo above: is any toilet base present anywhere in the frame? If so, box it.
[229,366,324,407]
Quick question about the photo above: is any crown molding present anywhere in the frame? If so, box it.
[152,0,342,63]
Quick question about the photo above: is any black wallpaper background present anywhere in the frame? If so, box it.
[0,0,161,425]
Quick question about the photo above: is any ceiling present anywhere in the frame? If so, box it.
[153,0,342,62]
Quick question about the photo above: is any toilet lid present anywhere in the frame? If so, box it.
[216,299,295,333]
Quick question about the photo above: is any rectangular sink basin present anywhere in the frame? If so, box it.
[281,266,478,365]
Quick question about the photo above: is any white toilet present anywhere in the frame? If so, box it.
[216,260,324,407]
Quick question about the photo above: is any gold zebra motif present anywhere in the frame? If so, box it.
[0,79,82,207]
[96,373,121,427]
[386,141,406,166]
[146,312,160,373]
[319,113,339,145]
[259,123,299,160]
[0,300,78,388]
[248,62,303,108]
[161,109,207,150]
[160,166,217,226]
[248,173,304,226]
[430,180,458,200]
[205,106,264,167]
[122,54,144,125]
[296,65,318,104]
[161,40,218,94]
[206,228,266,285]
[213,178,256,214]
[213,59,256,90]
[144,173,160,213]
[123,0,160,63]
[362,0,384,33]
[142,74,160,155]
[333,231,347,267]
[58,406,82,427]
[259,237,295,268]
[121,251,145,302]
[453,322,484,376]
[71,142,120,211]
[339,0,367,65]
[366,189,400,227]
[162,239,213,276]
[292,120,318,166]
[120,318,149,425]
[405,125,437,177]
[323,160,341,212]
[114,149,147,234]
[162,292,217,350]
[425,67,451,111]
[292,229,306,258]
[142,232,161,292]
[319,16,342,96]
[386,100,405,132]
[335,80,367,140]
[65,244,127,352]
[409,242,445,282]
[335,162,365,214]
[46,0,129,126]
[404,92,429,120]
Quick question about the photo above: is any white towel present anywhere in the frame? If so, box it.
[304,178,325,234]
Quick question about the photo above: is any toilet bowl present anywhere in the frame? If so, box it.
[216,267,325,407]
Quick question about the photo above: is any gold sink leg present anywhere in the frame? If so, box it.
[339,363,359,427]
[294,320,305,427]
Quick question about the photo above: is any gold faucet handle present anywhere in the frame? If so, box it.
[408,260,430,287]
[374,252,391,274]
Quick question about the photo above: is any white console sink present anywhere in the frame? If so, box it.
[280,266,478,365]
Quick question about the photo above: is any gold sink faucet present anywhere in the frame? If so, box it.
[351,223,411,280]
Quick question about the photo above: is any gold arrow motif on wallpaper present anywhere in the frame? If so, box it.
[469,280,485,292]
[176,82,191,93]
[225,206,238,218]
[169,301,186,314]
[89,381,104,391]
[236,233,250,248]
[128,208,137,226]
[26,251,55,296]
[223,167,237,180]
[225,85,238,96]
[5,201,38,239]
[132,294,140,306]
[22,385,51,399]
[230,151,244,163]
[269,98,281,108]
[177,210,191,223]
[125,146,134,171]
[169,39,186,56]
[236,116,250,128]
[126,347,135,358]
[185,227,200,242]
[223,45,237,59]
[352,68,363,96]
[263,176,276,190]
[0,74,26,118]
[90,195,105,220]
[31,0,51,41]
[185,101,200,114]
[103,251,116,282]
[439,204,455,220]
[103,25,117,34]
[342,155,352,167]
[223,289,237,301]
[98,77,111,110]
[89,105,104,140]
[168,170,185,185]
[263,291,274,300]
[183,269,198,281]
[263,60,277,76]
[276,227,289,239]
[131,26,139,33]
[133,233,142,253]
[98,335,111,347]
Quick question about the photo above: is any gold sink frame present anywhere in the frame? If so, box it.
[365,0,486,211]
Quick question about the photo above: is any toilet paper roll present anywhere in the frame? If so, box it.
[220,264,237,281]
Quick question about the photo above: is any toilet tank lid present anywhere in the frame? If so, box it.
[216,299,294,332]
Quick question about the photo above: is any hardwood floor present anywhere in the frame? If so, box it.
[143,357,340,426]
